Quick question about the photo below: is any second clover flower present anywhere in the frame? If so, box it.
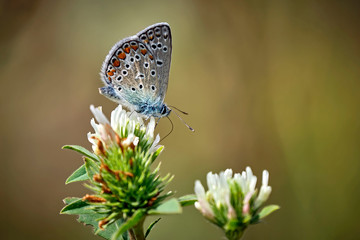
[194,167,279,240]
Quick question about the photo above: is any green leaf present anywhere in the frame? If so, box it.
[112,209,146,240]
[178,194,197,206]
[100,219,128,240]
[78,212,127,240]
[258,205,280,219]
[145,218,161,238]
[63,197,80,205]
[61,198,127,239]
[60,198,91,215]
[63,145,99,162]
[65,164,89,184]
[85,157,99,181]
[148,198,182,215]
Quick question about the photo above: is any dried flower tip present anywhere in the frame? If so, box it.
[97,139,106,155]
[93,174,105,184]
[115,133,121,147]
[98,219,109,230]
[101,163,116,175]
[101,185,112,194]
[82,194,106,203]
[147,196,158,207]
[123,171,134,178]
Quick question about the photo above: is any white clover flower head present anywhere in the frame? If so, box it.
[88,105,162,155]
[194,166,277,238]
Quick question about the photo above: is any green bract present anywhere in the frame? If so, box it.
[61,105,182,240]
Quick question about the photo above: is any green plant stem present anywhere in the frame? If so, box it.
[225,229,244,240]
[128,217,145,240]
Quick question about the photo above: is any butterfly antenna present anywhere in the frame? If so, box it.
[168,105,189,115]
[160,116,174,142]
[170,108,195,132]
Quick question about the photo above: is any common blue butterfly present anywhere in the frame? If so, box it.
[99,22,173,119]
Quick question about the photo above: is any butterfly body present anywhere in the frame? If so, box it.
[99,23,172,119]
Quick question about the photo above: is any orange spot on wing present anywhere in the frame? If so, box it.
[149,55,154,60]
[113,60,120,67]
[118,52,126,59]
[124,47,130,53]
[131,45,138,51]
[108,71,114,76]
[141,49,147,55]
[149,35,154,40]
[144,39,149,43]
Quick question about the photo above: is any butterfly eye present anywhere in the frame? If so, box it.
[122,70,128,76]
[150,70,156,76]
[161,106,167,115]
[144,62,149,68]
[151,85,156,91]
[163,46,168,52]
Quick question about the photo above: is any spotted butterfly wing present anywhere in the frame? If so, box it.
[99,22,172,118]
[137,23,172,101]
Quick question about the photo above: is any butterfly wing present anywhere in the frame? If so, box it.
[100,37,158,112]
[100,23,172,115]
[137,23,172,102]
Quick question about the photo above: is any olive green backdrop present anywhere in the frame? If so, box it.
[1,0,359,239]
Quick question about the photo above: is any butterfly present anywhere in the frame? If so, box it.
[99,22,173,120]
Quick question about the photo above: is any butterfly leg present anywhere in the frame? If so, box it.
[129,110,135,118]
[155,117,161,128]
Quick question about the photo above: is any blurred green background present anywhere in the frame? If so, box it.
[1,0,359,239]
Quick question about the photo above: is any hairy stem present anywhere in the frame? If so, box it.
[128,217,145,240]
